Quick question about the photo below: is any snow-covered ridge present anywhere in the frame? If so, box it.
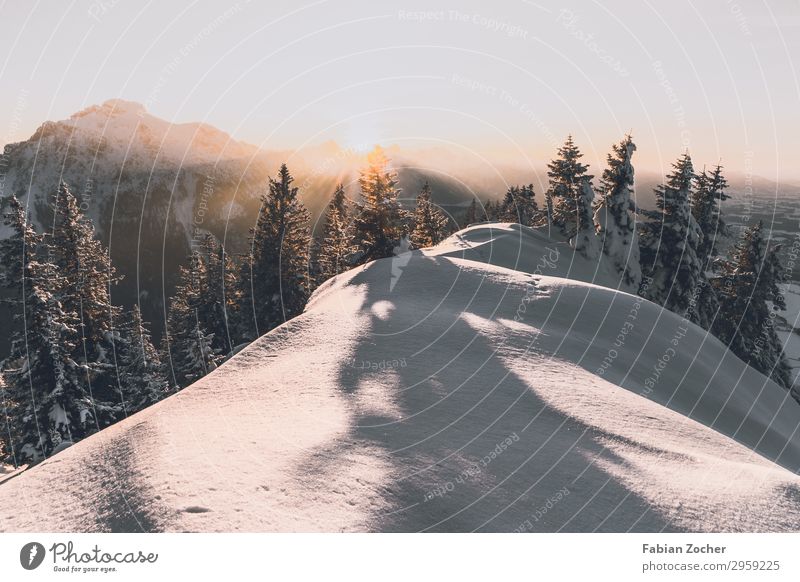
[69,98,148,120]
[1,224,799,532]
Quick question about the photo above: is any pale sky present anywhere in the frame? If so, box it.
[1,0,799,181]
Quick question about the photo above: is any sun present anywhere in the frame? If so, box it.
[338,120,383,154]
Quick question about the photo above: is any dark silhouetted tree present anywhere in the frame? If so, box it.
[236,164,311,339]
[639,154,716,326]
[692,164,730,269]
[712,221,793,392]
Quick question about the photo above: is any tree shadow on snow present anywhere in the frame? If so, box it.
[296,253,682,532]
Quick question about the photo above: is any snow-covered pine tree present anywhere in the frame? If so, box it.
[229,253,256,344]
[1,200,95,463]
[0,196,31,465]
[547,135,591,236]
[164,254,223,388]
[691,164,730,269]
[595,135,641,287]
[464,198,480,226]
[237,164,311,338]
[180,319,218,386]
[115,305,168,414]
[522,185,541,226]
[0,196,29,304]
[688,165,730,330]
[0,375,14,466]
[317,184,354,282]
[498,189,516,223]
[351,146,406,264]
[48,182,123,423]
[499,185,539,226]
[410,182,450,249]
[197,234,236,357]
[711,221,793,391]
[639,154,716,326]
[484,200,498,221]
[544,191,554,226]
[158,335,178,392]
[573,177,600,259]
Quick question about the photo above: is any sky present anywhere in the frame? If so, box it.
[1,0,799,181]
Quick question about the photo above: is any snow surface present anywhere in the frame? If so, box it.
[2,223,800,532]
[772,283,800,383]
[431,222,634,291]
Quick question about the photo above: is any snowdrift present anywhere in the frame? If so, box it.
[2,224,800,532]
[431,222,636,292]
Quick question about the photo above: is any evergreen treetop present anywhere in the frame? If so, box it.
[595,135,641,287]
[237,164,311,338]
[317,184,354,282]
[352,146,406,264]
[547,136,593,237]
[691,164,730,268]
[410,182,450,249]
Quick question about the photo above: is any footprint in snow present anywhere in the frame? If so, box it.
[184,506,212,514]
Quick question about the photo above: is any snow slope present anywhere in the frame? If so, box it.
[431,222,636,291]
[2,224,800,532]
[774,283,800,384]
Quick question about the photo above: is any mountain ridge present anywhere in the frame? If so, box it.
[1,223,798,532]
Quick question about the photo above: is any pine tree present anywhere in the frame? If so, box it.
[691,165,730,269]
[639,154,715,326]
[498,189,516,222]
[410,183,450,249]
[0,375,14,466]
[48,182,123,423]
[0,197,33,465]
[547,135,591,236]
[499,185,539,226]
[595,135,641,287]
[237,164,311,338]
[317,184,354,282]
[181,320,218,385]
[158,335,178,392]
[464,198,480,226]
[544,191,554,225]
[164,255,223,388]
[712,221,793,391]
[484,200,498,221]
[230,254,256,344]
[196,234,236,356]
[115,305,168,414]
[0,196,29,304]
[352,146,406,264]
[1,200,95,463]
[573,177,600,259]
